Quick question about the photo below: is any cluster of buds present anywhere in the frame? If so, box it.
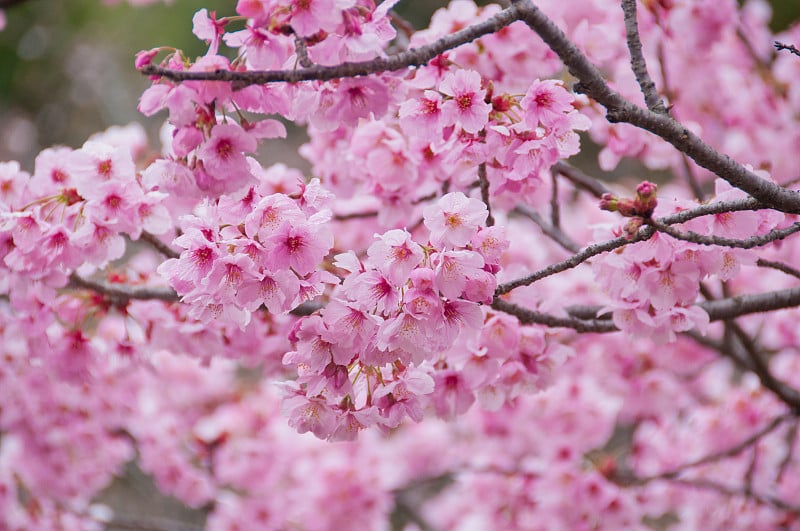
[600,181,658,238]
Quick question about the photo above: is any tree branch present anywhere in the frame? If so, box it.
[620,0,667,114]
[631,414,791,483]
[140,231,180,259]
[139,3,526,85]
[552,161,613,198]
[478,162,495,227]
[514,1,800,214]
[497,197,768,295]
[775,41,800,58]
[757,258,800,280]
[648,219,800,249]
[68,274,180,305]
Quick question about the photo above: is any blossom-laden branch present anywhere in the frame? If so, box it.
[66,274,321,316]
[497,197,765,295]
[68,274,180,305]
[139,3,526,85]
[512,1,800,214]
[648,219,800,249]
[620,0,667,114]
[493,285,800,333]
[775,41,800,58]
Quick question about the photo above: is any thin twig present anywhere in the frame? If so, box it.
[620,0,667,113]
[497,197,765,295]
[140,4,526,85]
[514,1,800,213]
[68,274,180,304]
[478,162,494,227]
[140,231,180,259]
[756,258,800,280]
[552,161,612,198]
[549,170,560,228]
[775,41,800,58]
[633,414,790,482]
[648,219,800,249]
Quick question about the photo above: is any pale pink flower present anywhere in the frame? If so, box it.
[197,123,257,183]
[423,191,488,248]
[265,221,332,276]
[439,69,491,134]
[521,79,575,127]
[366,229,424,286]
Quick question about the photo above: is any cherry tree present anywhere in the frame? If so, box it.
[2,0,800,529]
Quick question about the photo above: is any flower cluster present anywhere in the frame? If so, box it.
[158,176,335,329]
[593,180,785,342]
[0,127,169,290]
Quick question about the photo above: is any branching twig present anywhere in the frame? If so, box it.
[620,0,667,114]
[514,1,800,213]
[68,274,180,305]
[497,198,767,295]
[648,219,800,249]
[775,41,800,58]
[757,259,800,280]
[493,285,800,333]
[140,231,180,259]
[478,162,495,227]
[140,4,525,85]
[552,161,612,198]
[632,414,790,482]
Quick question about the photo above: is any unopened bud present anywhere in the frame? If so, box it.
[599,193,618,212]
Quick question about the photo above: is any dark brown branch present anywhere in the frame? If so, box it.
[549,172,560,230]
[478,162,494,227]
[702,286,800,323]
[757,259,800,280]
[552,161,612,198]
[140,4,525,85]
[497,198,767,295]
[775,41,800,58]
[67,274,321,316]
[493,285,800,333]
[68,274,180,304]
[515,1,800,214]
[648,219,800,249]
[140,231,180,259]
[491,298,617,332]
[620,0,667,114]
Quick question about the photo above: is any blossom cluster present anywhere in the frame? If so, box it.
[158,175,335,329]
[0,126,169,291]
[593,179,785,342]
